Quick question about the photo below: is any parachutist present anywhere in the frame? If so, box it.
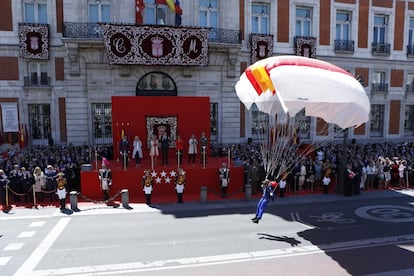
[252,179,278,224]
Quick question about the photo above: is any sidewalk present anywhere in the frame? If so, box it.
[1,188,413,218]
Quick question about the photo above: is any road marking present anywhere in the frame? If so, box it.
[14,217,71,276]
[30,234,414,275]
[0,256,12,266]
[355,205,414,222]
[18,231,36,238]
[147,238,218,246]
[4,243,24,251]
[29,221,46,227]
[290,212,317,229]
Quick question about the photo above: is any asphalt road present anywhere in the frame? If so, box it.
[1,189,414,276]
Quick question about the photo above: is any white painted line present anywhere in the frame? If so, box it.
[31,234,414,276]
[14,217,71,276]
[0,215,51,221]
[3,243,24,251]
[147,238,218,246]
[18,231,36,238]
[0,256,12,266]
[29,221,46,227]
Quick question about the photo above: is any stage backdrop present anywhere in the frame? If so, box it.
[112,96,210,161]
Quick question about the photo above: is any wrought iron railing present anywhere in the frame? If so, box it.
[407,45,414,56]
[63,22,242,44]
[23,76,51,87]
[371,42,391,55]
[371,83,388,92]
[334,40,354,52]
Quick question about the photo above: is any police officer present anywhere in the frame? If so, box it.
[218,162,230,198]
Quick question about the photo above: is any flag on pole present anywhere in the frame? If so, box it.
[121,128,125,139]
[135,0,145,25]
[156,0,182,25]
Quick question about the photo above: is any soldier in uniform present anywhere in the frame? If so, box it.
[175,168,185,203]
[119,135,130,170]
[142,169,153,205]
[218,162,230,198]
[56,172,67,210]
[98,158,112,204]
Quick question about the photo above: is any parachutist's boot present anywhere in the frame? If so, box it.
[252,218,259,224]
[251,216,257,221]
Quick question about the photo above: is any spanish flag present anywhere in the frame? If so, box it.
[156,0,182,25]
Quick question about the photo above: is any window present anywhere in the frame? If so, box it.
[144,0,169,25]
[89,0,110,23]
[29,104,51,144]
[210,103,218,139]
[336,11,350,41]
[295,110,311,140]
[199,0,219,28]
[370,104,384,137]
[404,105,414,136]
[409,18,414,46]
[373,15,387,44]
[251,4,269,34]
[93,103,112,145]
[372,71,387,91]
[407,73,414,92]
[408,18,414,55]
[295,7,311,37]
[251,104,269,140]
[24,1,48,24]
[29,63,49,86]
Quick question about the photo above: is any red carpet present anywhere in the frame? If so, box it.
[80,155,244,204]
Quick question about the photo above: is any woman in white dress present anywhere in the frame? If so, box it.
[149,134,159,169]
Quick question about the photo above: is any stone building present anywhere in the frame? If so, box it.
[0,0,414,147]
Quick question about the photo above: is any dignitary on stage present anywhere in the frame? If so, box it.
[149,134,159,169]
[188,134,198,163]
[132,136,143,167]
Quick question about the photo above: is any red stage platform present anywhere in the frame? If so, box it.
[80,156,244,204]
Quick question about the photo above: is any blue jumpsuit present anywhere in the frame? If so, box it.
[255,183,276,220]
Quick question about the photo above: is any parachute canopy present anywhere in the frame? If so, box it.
[235,55,370,129]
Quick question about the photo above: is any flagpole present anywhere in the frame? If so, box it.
[155,1,158,25]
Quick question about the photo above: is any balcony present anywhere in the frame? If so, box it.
[405,83,414,99]
[371,82,389,99]
[371,42,391,55]
[63,22,241,44]
[334,40,354,53]
[23,74,51,87]
[407,45,414,57]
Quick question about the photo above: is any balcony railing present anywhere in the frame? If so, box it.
[371,42,391,55]
[334,40,354,52]
[24,75,51,87]
[63,22,242,44]
[407,45,414,57]
[371,83,388,92]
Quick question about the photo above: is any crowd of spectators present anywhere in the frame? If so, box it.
[0,140,413,208]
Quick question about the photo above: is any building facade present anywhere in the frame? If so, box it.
[0,0,414,148]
